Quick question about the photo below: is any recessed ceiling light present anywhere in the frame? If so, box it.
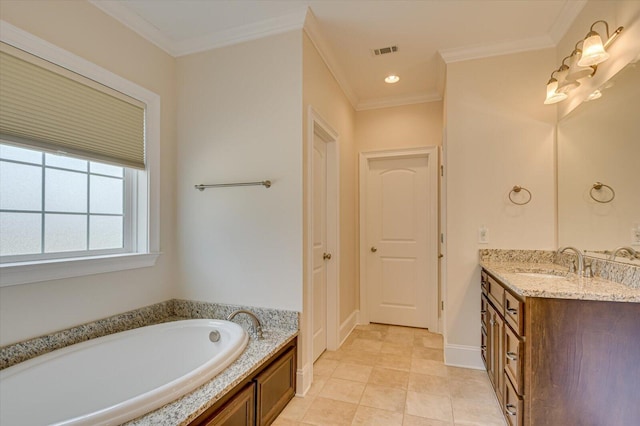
[385,75,400,84]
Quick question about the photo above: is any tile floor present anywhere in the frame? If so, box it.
[274,323,506,426]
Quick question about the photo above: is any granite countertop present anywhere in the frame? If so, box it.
[481,261,640,303]
[126,326,298,426]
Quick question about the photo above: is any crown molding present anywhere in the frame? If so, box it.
[90,1,308,57]
[90,0,178,56]
[356,92,442,111]
[303,9,359,108]
[174,8,308,57]
[439,34,556,64]
[548,0,588,44]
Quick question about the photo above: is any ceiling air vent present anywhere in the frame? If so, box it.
[372,45,398,56]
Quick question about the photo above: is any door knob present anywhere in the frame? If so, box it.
[370,247,377,253]
[323,253,332,260]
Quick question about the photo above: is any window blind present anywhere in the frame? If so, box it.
[0,43,146,169]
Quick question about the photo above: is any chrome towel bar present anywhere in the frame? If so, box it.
[195,180,272,191]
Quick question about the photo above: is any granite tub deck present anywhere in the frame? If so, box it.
[0,299,298,426]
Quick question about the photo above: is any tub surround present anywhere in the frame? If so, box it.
[0,299,298,425]
[480,249,640,302]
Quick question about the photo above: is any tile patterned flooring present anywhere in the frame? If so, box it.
[274,323,506,426]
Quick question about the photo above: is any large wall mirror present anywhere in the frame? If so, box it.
[557,60,640,265]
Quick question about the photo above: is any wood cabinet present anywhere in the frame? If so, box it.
[481,269,640,425]
[191,337,297,426]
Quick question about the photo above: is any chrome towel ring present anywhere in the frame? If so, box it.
[590,182,615,203]
[509,185,532,205]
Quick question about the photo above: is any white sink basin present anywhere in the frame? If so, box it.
[516,272,566,279]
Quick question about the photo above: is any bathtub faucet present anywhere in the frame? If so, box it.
[226,310,264,339]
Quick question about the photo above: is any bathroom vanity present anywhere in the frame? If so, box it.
[480,263,640,426]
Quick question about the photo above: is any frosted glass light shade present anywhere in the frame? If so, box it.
[556,65,580,94]
[566,52,594,82]
[578,32,609,66]
[544,78,568,104]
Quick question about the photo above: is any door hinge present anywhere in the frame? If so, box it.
[441,301,444,310]
[440,233,444,243]
[440,165,444,176]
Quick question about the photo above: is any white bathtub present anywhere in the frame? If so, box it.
[0,319,249,426]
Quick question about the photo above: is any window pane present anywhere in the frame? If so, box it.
[44,214,86,253]
[0,144,42,164]
[45,169,87,213]
[0,212,41,256]
[90,215,123,250]
[0,161,42,211]
[90,162,123,177]
[45,153,88,172]
[90,175,123,214]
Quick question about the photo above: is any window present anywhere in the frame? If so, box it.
[0,22,160,287]
[0,143,135,261]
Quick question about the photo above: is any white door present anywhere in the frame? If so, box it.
[365,155,435,328]
[312,131,328,361]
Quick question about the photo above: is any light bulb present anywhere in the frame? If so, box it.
[384,75,400,84]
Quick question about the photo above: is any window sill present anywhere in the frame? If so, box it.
[0,252,161,287]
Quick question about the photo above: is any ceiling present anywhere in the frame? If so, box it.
[91,0,586,110]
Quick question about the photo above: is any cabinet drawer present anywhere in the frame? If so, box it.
[504,325,524,396]
[504,376,524,426]
[487,275,505,311]
[504,291,524,336]
[481,271,489,295]
[480,324,489,369]
[481,294,490,329]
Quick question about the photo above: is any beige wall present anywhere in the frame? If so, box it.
[176,31,303,311]
[356,102,443,152]
[0,0,178,346]
[444,49,557,364]
[302,33,357,327]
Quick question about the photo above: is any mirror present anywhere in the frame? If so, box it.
[557,61,640,265]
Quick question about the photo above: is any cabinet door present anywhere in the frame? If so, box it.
[481,295,490,368]
[202,382,255,426]
[255,346,296,426]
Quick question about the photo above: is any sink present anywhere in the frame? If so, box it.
[516,272,567,279]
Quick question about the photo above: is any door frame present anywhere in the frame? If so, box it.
[359,147,439,331]
[303,106,340,381]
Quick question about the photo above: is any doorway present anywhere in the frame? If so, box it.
[359,147,439,331]
[306,107,339,367]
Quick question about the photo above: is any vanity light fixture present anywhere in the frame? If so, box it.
[384,75,400,84]
[544,19,623,105]
[556,56,580,93]
[544,70,568,104]
[578,20,624,67]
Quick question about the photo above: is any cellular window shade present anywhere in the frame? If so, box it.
[0,44,145,169]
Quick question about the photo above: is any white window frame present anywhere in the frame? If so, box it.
[0,21,160,287]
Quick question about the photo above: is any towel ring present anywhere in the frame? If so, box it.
[590,182,615,203]
[509,185,532,205]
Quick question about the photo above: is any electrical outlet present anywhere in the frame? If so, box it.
[478,226,489,244]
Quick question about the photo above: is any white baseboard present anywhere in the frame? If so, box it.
[338,310,359,347]
[296,364,312,397]
[444,343,485,370]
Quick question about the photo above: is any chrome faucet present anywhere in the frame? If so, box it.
[557,247,585,276]
[226,309,264,339]
[609,246,638,261]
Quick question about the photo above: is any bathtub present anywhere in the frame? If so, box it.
[0,319,249,426]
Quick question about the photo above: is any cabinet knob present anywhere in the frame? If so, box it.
[323,252,332,260]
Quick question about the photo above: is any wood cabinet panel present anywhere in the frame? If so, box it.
[503,324,524,396]
[504,291,524,335]
[255,346,296,426]
[504,376,523,426]
[202,383,255,426]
